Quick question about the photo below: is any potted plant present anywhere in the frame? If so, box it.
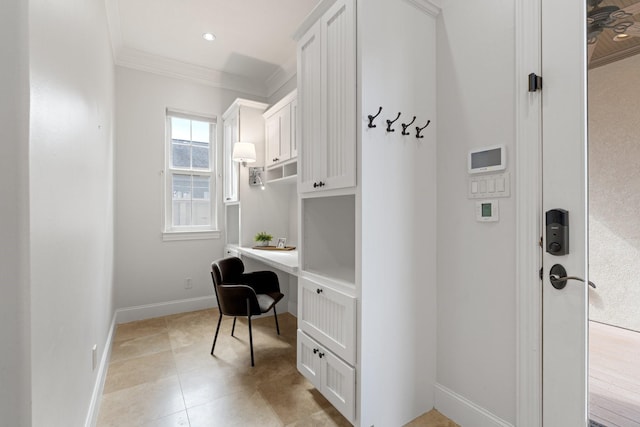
[254,231,273,247]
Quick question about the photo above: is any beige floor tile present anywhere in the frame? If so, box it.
[258,371,332,425]
[179,365,259,409]
[404,409,460,427]
[114,317,168,342]
[97,376,185,427]
[167,309,220,350]
[173,339,240,376]
[100,309,457,427]
[110,331,172,363]
[141,410,189,427]
[285,407,352,427]
[103,350,177,394]
[187,389,283,427]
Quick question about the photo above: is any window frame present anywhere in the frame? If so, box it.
[163,109,220,240]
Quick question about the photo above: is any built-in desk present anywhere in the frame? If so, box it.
[229,246,298,315]
[234,246,298,275]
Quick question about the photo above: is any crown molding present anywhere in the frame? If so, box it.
[265,55,297,98]
[115,47,268,97]
[105,0,268,97]
[403,0,442,17]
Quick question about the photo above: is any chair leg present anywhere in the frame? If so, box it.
[231,317,237,337]
[247,299,254,367]
[211,313,223,355]
[273,305,280,335]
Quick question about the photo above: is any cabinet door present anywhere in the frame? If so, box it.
[320,0,356,191]
[265,114,280,168]
[223,116,239,203]
[279,106,291,162]
[321,348,355,423]
[297,21,322,193]
[297,329,322,388]
[299,276,356,365]
[290,98,298,159]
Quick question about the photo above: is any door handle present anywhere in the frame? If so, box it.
[549,264,596,290]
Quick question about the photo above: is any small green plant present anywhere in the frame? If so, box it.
[254,231,273,243]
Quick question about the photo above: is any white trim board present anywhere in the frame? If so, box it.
[115,295,216,324]
[435,383,514,427]
[515,0,543,425]
[84,314,117,427]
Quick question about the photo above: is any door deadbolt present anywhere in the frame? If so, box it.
[549,264,596,290]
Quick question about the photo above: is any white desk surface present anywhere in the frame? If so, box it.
[235,246,298,275]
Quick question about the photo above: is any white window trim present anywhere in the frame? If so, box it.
[163,109,220,240]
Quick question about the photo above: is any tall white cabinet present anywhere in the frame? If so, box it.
[294,1,439,426]
[295,0,358,423]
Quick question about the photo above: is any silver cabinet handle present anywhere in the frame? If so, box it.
[549,264,596,289]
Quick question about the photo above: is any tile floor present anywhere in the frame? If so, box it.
[97,308,457,427]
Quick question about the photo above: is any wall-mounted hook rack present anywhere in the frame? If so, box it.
[386,112,401,132]
[401,116,416,135]
[368,106,382,128]
[416,120,431,139]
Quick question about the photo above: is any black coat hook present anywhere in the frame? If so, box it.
[368,106,382,128]
[401,116,416,135]
[416,120,431,138]
[386,112,401,132]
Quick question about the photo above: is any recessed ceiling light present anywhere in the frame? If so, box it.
[613,33,630,42]
[202,33,216,42]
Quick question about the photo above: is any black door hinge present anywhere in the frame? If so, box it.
[539,267,543,280]
[528,73,542,92]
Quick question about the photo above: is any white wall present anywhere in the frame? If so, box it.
[28,0,116,425]
[359,1,437,425]
[436,0,516,423]
[114,67,268,311]
[0,0,30,424]
[589,54,640,332]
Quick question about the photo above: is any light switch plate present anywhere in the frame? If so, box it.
[468,172,510,199]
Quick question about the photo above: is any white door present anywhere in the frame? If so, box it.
[541,0,589,424]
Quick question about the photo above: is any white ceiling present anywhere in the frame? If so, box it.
[106,0,320,97]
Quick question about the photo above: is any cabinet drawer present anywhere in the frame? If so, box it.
[297,329,322,388]
[322,344,355,423]
[297,330,355,424]
[299,276,356,365]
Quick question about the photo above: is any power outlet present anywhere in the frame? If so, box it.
[92,345,97,370]
[184,278,192,289]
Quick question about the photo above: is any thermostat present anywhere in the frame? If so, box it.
[476,200,499,222]
[468,145,506,174]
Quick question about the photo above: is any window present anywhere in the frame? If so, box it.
[164,109,218,238]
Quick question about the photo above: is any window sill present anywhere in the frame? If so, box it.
[162,230,221,242]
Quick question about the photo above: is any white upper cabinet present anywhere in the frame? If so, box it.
[263,90,297,169]
[297,0,356,193]
[222,99,269,204]
[222,114,239,203]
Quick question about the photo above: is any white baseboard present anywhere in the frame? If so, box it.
[84,314,117,427]
[115,296,216,324]
[435,383,514,427]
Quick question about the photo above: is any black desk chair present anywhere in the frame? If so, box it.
[210,256,284,366]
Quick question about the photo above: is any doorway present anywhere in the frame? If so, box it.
[588,50,640,426]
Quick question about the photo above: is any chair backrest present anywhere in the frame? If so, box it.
[214,256,245,284]
[211,257,259,316]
